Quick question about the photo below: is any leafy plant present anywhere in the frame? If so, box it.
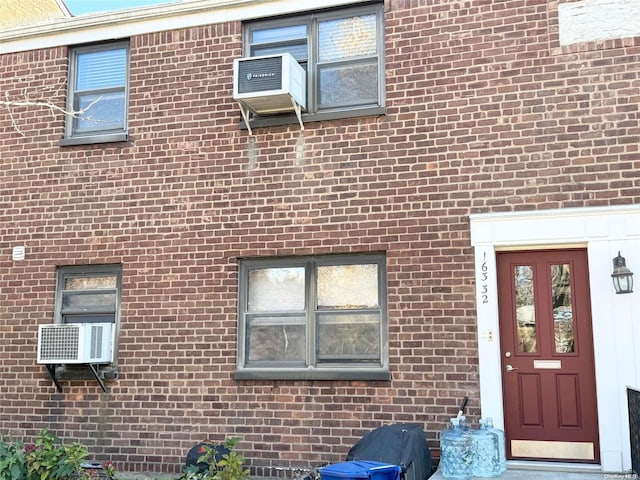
[0,436,27,480]
[0,430,117,480]
[26,430,69,480]
[183,437,249,480]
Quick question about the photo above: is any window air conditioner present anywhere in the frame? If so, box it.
[37,323,113,364]
[233,53,306,133]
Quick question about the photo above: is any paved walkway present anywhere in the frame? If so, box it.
[429,464,636,480]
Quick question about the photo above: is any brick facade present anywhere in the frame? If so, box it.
[1,0,639,476]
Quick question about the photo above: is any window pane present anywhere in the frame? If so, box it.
[251,43,308,61]
[65,275,117,290]
[247,316,306,363]
[76,48,127,90]
[62,291,116,310]
[317,313,380,361]
[64,314,115,324]
[248,267,305,311]
[319,14,377,62]
[76,91,125,131]
[515,265,536,353]
[317,264,378,309]
[318,61,377,107]
[252,24,307,44]
[552,264,575,353]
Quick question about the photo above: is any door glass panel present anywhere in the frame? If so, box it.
[515,265,536,353]
[551,264,575,353]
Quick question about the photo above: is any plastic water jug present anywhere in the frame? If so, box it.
[439,417,472,480]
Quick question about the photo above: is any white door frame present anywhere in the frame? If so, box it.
[470,204,640,473]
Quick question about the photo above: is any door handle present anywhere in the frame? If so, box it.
[506,364,519,372]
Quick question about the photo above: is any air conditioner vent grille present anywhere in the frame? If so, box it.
[39,324,80,362]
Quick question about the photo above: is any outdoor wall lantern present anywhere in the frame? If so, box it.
[612,251,634,294]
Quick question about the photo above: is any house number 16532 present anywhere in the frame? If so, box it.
[481,252,489,304]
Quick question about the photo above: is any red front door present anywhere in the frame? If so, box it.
[497,249,599,463]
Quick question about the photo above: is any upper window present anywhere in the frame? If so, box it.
[62,42,129,145]
[236,253,389,381]
[244,3,385,123]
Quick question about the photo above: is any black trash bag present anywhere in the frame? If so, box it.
[185,442,230,474]
[346,424,434,480]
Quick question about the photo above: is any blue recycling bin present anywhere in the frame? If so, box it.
[320,461,402,480]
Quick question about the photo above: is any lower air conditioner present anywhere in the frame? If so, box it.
[37,323,113,364]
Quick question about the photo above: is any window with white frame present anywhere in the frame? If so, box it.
[62,42,129,145]
[243,3,385,123]
[236,253,390,381]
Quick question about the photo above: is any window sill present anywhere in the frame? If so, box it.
[240,107,386,131]
[234,367,391,382]
[59,132,129,146]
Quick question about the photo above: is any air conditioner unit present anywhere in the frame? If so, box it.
[233,53,306,133]
[37,323,113,364]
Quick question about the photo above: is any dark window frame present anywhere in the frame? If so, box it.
[61,41,130,146]
[54,264,122,373]
[235,253,390,381]
[241,3,386,129]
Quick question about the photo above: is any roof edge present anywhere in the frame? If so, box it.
[0,0,368,54]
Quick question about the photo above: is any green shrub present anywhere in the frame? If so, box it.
[0,436,27,480]
[182,437,249,480]
[0,430,117,480]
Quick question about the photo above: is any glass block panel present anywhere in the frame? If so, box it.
[76,48,127,90]
[319,14,377,62]
[247,316,306,362]
[318,61,377,107]
[76,91,125,131]
[65,275,117,290]
[248,267,305,312]
[317,263,378,309]
[317,313,380,361]
[515,265,537,353]
[552,264,575,353]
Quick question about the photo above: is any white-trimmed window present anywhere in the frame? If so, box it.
[243,3,385,125]
[62,42,129,145]
[236,253,389,381]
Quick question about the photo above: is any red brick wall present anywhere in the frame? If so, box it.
[1,0,639,475]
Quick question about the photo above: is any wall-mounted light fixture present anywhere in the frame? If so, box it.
[612,251,633,294]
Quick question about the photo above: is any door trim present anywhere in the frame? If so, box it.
[470,204,640,473]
